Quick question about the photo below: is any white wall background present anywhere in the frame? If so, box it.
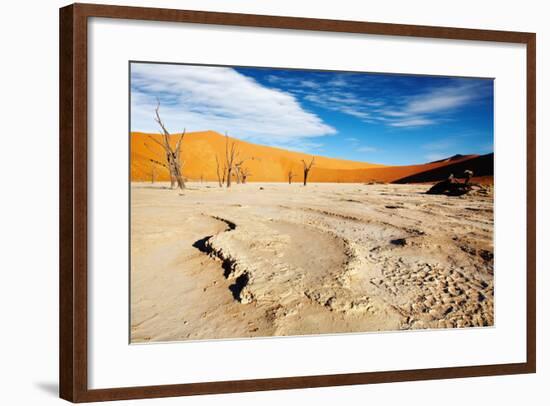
[0,0,546,404]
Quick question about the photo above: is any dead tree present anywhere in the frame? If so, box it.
[288,170,295,184]
[240,167,251,184]
[234,162,242,184]
[215,156,224,187]
[302,157,315,186]
[234,159,249,184]
[224,133,239,188]
[147,101,186,189]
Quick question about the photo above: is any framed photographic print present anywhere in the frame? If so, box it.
[59,3,536,402]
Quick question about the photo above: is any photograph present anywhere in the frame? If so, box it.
[129,61,495,343]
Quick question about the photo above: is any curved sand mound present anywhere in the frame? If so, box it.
[203,215,390,312]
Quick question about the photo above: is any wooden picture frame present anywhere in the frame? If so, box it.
[59,3,536,402]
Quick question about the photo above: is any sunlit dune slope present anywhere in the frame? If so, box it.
[131,131,492,184]
[131,131,383,182]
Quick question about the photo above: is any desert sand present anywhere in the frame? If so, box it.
[131,131,493,184]
[130,182,494,343]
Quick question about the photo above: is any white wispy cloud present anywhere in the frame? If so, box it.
[327,77,348,87]
[302,91,384,122]
[131,64,336,146]
[300,80,320,89]
[389,118,435,127]
[132,64,492,159]
[267,75,382,122]
[406,85,475,114]
[267,73,489,129]
[380,82,488,128]
[357,146,378,152]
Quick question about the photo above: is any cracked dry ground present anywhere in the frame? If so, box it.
[130,182,494,343]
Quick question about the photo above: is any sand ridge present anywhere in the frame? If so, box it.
[130,131,492,184]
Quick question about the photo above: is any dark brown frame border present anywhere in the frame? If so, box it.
[59,3,536,402]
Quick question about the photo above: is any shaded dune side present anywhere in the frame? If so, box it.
[393,153,494,184]
[306,155,479,184]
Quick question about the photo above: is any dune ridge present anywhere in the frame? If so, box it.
[130,131,493,184]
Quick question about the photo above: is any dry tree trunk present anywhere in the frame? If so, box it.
[226,167,233,187]
[169,173,176,189]
[302,157,315,186]
[171,140,186,190]
[235,160,248,184]
[148,100,186,189]
[215,156,224,187]
[235,165,241,184]
[288,170,295,184]
[224,133,239,188]
[241,167,251,184]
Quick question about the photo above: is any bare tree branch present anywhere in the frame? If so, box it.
[150,101,186,189]
[288,170,296,184]
[175,129,186,155]
[154,99,171,137]
[240,166,251,184]
[149,158,169,169]
[224,133,240,188]
[215,156,224,187]
[147,135,166,149]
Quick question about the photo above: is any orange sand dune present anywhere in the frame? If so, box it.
[131,131,490,184]
[131,131,383,182]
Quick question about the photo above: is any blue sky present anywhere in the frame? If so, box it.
[131,62,493,165]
